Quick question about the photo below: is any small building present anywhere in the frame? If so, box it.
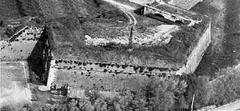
[130,0,203,10]
[143,2,205,26]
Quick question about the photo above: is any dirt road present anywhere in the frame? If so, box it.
[210,100,240,111]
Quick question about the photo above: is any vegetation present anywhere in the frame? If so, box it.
[2,66,239,110]
[1,78,188,111]
[186,66,240,109]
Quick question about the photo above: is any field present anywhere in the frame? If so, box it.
[0,62,31,107]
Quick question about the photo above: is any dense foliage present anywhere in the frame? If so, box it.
[1,66,239,111]
[186,67,240,109]
[1,78,188,111]
[2,66,239,111]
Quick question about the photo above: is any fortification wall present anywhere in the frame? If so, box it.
[44,0,211,98]
[47,59,178,93]
[177,23,211,74]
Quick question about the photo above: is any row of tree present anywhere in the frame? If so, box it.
[1,66,239,111]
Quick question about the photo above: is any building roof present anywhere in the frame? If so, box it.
[145,2,208,24]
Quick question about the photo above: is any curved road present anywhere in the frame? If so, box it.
[102,0,137,26]
[210,100,240,111]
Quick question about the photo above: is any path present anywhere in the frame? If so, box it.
[210,100,240,111]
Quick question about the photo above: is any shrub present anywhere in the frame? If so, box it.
[1,78,188,111]
[208,67,240,105]
[141,78,188,111]
[186,66,240,109]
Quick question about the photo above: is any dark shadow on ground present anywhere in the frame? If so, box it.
[195,0,240,76]
[220,0,240,67]
[27,27,51,85]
